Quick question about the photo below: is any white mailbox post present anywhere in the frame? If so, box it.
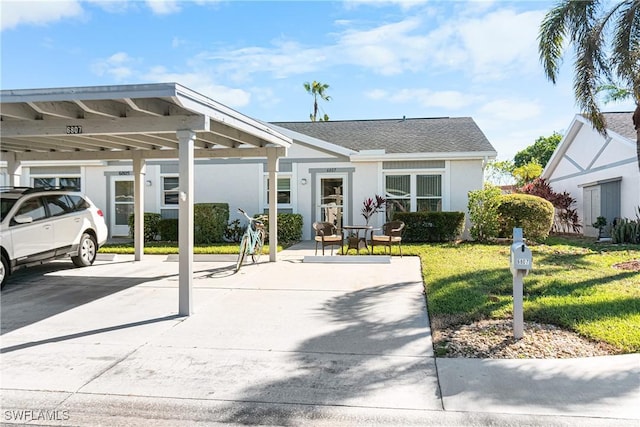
[510,228,532,339]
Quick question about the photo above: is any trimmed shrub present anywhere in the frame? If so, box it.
[612,218,640,244]
[194,203,229,244]
[158,219,178,241]
[467,185,502,241]
[393,211,465,242]
[128,213,162,242]
[497,194,554,241]
[259,213,303,244]
[518,178,581,233]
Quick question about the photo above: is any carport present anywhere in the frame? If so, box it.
[0,82,291,315]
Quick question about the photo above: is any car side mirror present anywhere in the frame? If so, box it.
[13,214,34,224]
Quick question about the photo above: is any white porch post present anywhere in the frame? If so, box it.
[267,147,279,262]
[132,152,146,261]
[4,153,22,187]
[177,130,195,316]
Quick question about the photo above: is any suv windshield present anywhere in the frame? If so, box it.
[1,199,18,222]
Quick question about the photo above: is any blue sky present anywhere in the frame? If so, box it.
[1,0,635,160]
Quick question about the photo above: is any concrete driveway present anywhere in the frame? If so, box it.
[1,245,446,425]
[1,243,638,426]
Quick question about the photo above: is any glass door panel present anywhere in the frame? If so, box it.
[317,175,346,230]
[111,178,134,236]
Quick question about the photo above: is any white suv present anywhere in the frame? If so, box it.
[0,187,108,288]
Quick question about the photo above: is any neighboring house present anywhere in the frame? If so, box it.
[541,112,640,237]
[0,85,496,241]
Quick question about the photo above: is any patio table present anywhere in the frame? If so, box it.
[343,225,373,254]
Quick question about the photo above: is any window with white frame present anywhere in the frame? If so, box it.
[32,176,81,190]
[384,173,443,220]
[162,176,179,206]
[264,175,293,213]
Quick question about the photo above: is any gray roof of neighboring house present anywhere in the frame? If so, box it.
[602,112,636,140]
[270,117,496,154]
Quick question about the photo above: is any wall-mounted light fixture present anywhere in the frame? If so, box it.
[145,180,152,187]
[300,178,308,185]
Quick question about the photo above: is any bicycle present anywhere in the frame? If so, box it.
[235,208,266,272]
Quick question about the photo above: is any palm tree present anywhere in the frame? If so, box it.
[538,0,640,169]
[303,80,331,122]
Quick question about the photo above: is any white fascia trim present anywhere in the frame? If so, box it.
[574,114,635,147]
[350,151,497,162]
[174,85,292,149]
[0,160,107,167]
[541,113,635,180]
[0,82,292,150]
[541,115,582,179]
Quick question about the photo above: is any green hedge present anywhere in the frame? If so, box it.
[158,219,178,241]
[258,213,303,243]
[130,203,229,243]
[497,194,554,241]
[194,203,229,244]
[393,211,465,242]
[128,213,162,242]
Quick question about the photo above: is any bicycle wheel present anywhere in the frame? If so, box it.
[236,235,249,272]
[251,228,265,263]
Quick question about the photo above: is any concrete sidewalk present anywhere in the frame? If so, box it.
[0,241,638,426]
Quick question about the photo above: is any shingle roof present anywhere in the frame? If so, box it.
[271,117,496,154]
[602,112,636,140]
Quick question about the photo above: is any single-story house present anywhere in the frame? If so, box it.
[1,83,497,241]
[541,112,640,237]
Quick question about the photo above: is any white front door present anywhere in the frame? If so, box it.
[111,177,134,236]
[316,173,348,230]
[583,186,601,238]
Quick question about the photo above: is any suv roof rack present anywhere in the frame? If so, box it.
[0,186,81,195]
[0,186,32,194]
[22,186,81,194]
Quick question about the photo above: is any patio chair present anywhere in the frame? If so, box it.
[313,221,344,255]
[369,221,405,257]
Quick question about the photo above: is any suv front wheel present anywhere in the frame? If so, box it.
[72,233,98,267]
[1,254,8,289]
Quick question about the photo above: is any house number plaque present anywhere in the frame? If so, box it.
[66,125,83,134]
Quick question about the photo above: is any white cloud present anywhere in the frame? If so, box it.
[395,89,475,109]
[342,0,429,11]
[172,37,186,48]
[201,41,328,81]
[478,98,542,121]
[366,89,388,100]
[91,52,136,80]
[337,18,430,75]
[197,5,546,83]
[1,0,84,31]
[144,66,251,108]
[454,9,546,79]
[145,0,181,15]
[367,88,477,110]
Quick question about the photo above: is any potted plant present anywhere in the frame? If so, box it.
[592,216,607,240]
[361,195,386,225]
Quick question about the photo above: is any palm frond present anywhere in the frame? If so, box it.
[574,28,607,134]
[539,1,572,83]
[538,0,598,84]
[611,0,640,98]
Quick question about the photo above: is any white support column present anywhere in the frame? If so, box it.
[133,152,146,261]
[267,147,279,262]
[177,130,195,316]
[4,153,22,186]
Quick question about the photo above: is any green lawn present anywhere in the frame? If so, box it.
[403,237,640,353]
[101,237,640,353]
